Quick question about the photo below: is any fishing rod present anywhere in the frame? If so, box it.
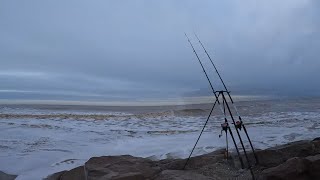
[194,33,259,164]
[184,33,219,101]
[182,94,244,170]
[184,33,230,121]
[185,33,256,179]
[184,33,245,169]
[220,91,255,179]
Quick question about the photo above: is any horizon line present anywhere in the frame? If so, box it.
[0,95,273,107]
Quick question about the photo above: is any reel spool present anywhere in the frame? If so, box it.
[219,122,229,159]
[235,121,243,130]
[219,122,229,137]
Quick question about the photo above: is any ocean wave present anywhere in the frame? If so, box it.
[0,108,209,121]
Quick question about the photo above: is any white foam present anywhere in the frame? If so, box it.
[0,108,319,179]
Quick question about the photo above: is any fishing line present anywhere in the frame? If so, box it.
[184,33,246,169]
[194,32,259,165]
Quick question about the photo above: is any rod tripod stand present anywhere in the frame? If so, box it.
[183,33,259,180]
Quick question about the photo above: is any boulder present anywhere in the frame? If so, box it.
[275,140,320,159]
[0,171,17,180]
[312,137,320,142]
[46,138,320,180]
[261,154,320,180]
[107,172,145,180]
[253,149,285,168]
[306,154,320,178]
[156,159,185,171]
[173,149,226,170]
[85,155,161,180]
[250,139,320,168]
[60,166,86,180]
[155,170,214,180]
[44,170,66,180]
[261,157,311,180]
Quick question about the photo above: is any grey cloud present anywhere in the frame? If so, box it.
[0,0,319,102]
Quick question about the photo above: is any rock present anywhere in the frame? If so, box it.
[46,138,320,180]
[306,154,320,178]
[253,149,285,168]
[194,161,244,180]
[261,157,311,180]
[176,149,226,170]
[249,139,320,168]
[60,166,86,180]
[85,155,161,180]
[109,172,145,180]
[261,154,320,180]
[0,171,17,180]
[155,170,214,180]
[312,137,320,142]
[277,140,320,159]
[44,171,66,180]
[156,159,186,170]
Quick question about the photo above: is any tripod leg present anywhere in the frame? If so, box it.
[228,127,244,169]
[242,125,259,165]
[182,99,218,170]
[225,130,228,160]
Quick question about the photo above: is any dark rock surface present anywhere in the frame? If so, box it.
[0,171,17,180]
[261,154,320,180]
[306,154,320,178]
[155,170,215,180]
[60,166,86,180]
[46,138,320,180]
[254,139,320,169]
[85,155,161,180]
[45,170,66,180]
[261,157,311,180]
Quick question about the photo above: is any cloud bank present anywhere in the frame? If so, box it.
[0,0,319,102]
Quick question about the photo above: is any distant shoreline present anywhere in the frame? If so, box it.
[0,95,275,107]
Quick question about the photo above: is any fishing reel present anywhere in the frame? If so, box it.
[235,121,243,130]
[219,122,229,138]
[219,122,230,160]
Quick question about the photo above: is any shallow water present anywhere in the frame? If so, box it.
[0,97,319,179]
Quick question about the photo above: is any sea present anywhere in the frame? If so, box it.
[0,97,319,179]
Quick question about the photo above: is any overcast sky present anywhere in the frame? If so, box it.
[0,0,319,102]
